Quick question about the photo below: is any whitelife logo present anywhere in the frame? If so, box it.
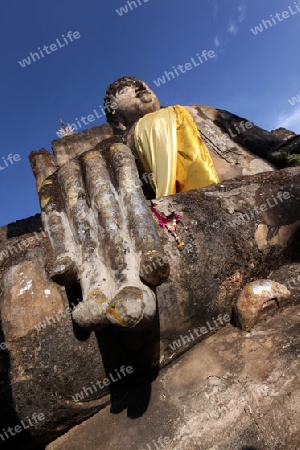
[0,231,47,263]
[141,436,172,450]
[71,365,134,402]
[227,190,291,228]
[153,49,215,87]
[18,31,81,68]
[169,314,230,351]
[116,0,150,16]
[0,412,45,444]
[250,2,300,35]
[62,100,118,133]
[0,153,21,172]
[288,90,300,106]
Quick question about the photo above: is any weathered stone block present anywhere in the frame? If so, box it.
[0,167,300,448]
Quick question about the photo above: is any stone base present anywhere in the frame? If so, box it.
[47,305,300,450]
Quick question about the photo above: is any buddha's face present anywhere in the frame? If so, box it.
[107,79,160,130]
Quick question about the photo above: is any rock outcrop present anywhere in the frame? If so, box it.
[271,127,296,141]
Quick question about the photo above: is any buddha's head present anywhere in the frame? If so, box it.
[104,76,160,131]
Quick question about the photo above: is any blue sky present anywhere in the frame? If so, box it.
[0,0,299,227]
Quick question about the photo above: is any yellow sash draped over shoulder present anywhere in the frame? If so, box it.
[134,105,219,197]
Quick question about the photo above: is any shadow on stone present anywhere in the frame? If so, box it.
[94,305,160,419]
[241,447,260,450]
[6,214,43,239]
[65,284,91,341]
[0,323,34,450]
[213,109,281,161]
[289,227,300,262]
[109,376,153,419]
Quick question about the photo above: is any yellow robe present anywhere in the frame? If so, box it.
[134,105,219,197]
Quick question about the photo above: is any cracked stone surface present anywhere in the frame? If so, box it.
[46,304,300,450]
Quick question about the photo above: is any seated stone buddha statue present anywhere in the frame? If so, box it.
[30,76,273,331]
[104,76,219,199]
